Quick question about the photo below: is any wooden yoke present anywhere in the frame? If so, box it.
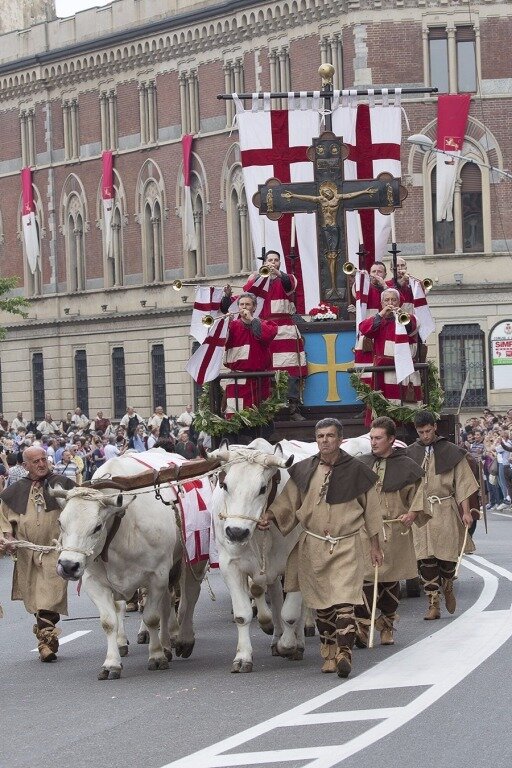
[82,458,222,493]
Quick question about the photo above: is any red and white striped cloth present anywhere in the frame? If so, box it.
[182,134,198,251]
[410,278,435,342]
[21,167,39,274]
[102,150,114,258]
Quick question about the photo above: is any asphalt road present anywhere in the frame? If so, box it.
[1,510,512,768]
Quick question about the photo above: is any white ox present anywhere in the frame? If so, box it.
[209,432,407,672]
[54,449,211,680]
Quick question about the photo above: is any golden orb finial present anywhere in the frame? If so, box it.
[318,63,335,84]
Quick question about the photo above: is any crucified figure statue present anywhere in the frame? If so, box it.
[282,181,377,298]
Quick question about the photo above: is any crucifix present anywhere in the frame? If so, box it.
[253,131,407,304]
[251,66,408,306]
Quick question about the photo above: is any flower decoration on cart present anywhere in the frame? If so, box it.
[308,302,340,321]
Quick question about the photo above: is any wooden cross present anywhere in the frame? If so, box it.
[252,131,407,305]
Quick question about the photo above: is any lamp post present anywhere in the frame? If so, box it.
[407,134,512,181]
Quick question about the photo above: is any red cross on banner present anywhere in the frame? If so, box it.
[333,103,402,271]
[240,111,309,313]
[186,316,230,385]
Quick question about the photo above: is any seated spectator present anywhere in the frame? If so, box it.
[0,413,8,431]
[54,450,80,482]
[104,436,121,460]
[94,411,111,433]
[177,405,194,428]
[147,406,168,431]
[147,426,160,450]
[71,407,90,431]
[10,412,27,432]
[67,445,84,484]
[173,429,198,460]
[37,412,59,435]
[120,406,144,435]
[60,412,74,434]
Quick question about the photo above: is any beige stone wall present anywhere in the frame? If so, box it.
[0,0,54,34]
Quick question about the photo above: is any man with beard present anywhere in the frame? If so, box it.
[0,447,75,661]
[355,416,427,646]
[407,411,479,619]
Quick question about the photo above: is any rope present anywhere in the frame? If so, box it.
[426,494,454,515]
[301,526,356,555]
[0,536,94,565]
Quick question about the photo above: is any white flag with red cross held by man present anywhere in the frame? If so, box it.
[190,286,225,344]
[21,167,40,275]
[186,316,230,385]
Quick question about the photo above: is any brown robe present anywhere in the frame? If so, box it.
[357,450,429,581]
[407,439,479,562]
[0,483,69,615]
[268,454,382,609]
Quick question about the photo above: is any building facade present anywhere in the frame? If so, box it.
[0,0,511,421]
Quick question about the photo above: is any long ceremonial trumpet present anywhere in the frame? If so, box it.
[258,265,272,277]
[342,262,363,276]
[171,279,197,291]
[394,308,411,325]
[405,274,433,292]
[201,311,238,327]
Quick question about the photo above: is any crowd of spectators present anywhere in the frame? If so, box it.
[0,404,210,490]
[459,408,512,511]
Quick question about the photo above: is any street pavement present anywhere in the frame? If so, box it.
[1,509,512,768]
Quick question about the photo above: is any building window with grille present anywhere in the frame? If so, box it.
[100,90,118,151]
[179,71,200,135]
[112,347,126,419]
[439,324,486,408]
[20,108,36,167]
[427,25,477,94]
[431,163,483,254]
[74,349,89,415]
[151,344,167,412]
[32,352,45,421]
[63,99,79,160]
[139,81,158,145]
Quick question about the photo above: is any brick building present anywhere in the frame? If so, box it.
[0,0,511,422]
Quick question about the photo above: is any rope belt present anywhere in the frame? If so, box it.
[301,527,355,555]
[426,494,454,514]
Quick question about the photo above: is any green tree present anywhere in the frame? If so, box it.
[0,277,29,340]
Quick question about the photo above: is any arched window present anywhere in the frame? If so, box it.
[431,163,483,254]
[221,147,252,274]
[60,175,88,293]
[135,160,166,284]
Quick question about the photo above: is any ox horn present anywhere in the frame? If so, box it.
[47,485,71,500]
[208,438,232,463]
[271,444,295,469]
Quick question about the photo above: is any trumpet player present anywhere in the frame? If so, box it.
[358,288,423,419]
[223,250,307,421]
[223,293,278,419]
[386,256,414,311]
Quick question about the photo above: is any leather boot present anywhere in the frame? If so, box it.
[33,623,61,662]
[335,647,352,678]
[354,619,370,648]
[424,592,440,620]
[442,578,456,614]
[319,641,337,673]
[375,614,396,645]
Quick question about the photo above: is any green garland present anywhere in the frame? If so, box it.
[349,360,444,423]
[193,371,289,437]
